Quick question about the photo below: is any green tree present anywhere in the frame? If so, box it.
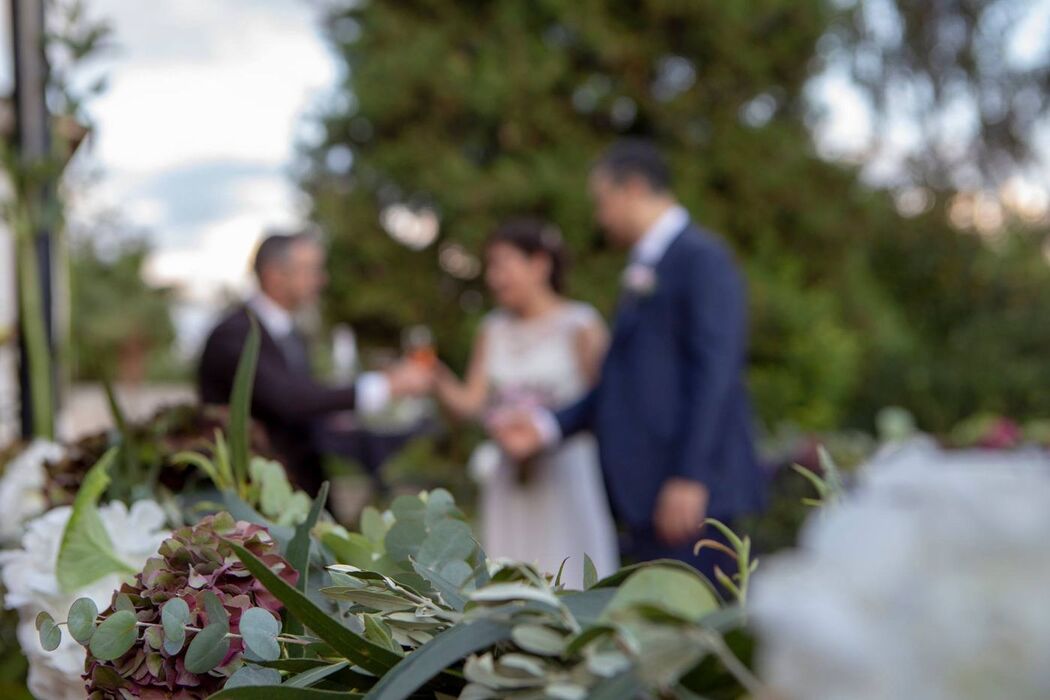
[69,236,178,383]
[301,0,1050,433]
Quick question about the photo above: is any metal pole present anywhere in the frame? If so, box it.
[10,0,54,439]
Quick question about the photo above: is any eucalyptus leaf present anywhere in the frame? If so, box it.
[225,539,402,675]
[89,610,139,661]
[161,598,189,655]
[438,560,473,588]
[203,590,230,631]
[184,622,231,674]
[35,611,61,652]
[360,507,387,546]
[423,489,458,527]
[416,519,476,568]
[67,597,99,645]
[240,607,282,661]
[384,520,427,564]
[602,567,718,624]
[390,495,426,523]
[323,531,376,570]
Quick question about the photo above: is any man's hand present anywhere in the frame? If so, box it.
[489,411,544,462]
[654,478,709,547]
[385,360,435,398]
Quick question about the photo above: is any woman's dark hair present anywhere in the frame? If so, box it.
[486,217,568,293]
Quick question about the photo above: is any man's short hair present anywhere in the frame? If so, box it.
[593,138,672,193]
[253,229,321,280]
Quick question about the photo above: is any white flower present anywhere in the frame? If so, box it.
[751,438,1050,700]
[621,263,657,296]
[0,440,64,545]
[0,499,169,700]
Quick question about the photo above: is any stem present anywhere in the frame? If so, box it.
[702,631,765,696]
[14,202,55,440]
[131,621,317,647]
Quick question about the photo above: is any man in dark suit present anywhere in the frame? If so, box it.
[494,140,765,580]
[198,230,432,495]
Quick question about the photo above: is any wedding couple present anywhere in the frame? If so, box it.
[436,140,765,586]
[198,138,764,586]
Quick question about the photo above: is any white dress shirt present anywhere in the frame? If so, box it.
[630,204,689,266]
[248,293,391,415]
[532,204,689,446]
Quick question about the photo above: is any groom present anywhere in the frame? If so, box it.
[493,139,765,579]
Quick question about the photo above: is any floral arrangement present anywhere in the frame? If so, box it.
[81,513,296,698]
[0,439,65,545]
[0,495,168,700]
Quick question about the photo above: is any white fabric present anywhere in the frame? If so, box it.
[630,204,689,266]
[356,371,392,415]
[475,302,619,587]
[248,292,295,338]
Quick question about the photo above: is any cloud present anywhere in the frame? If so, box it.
[59,0,337,301]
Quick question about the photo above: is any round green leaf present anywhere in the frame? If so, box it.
[89,610,139,661]
[68,597,99,645]
[602,567,718,623]
[238,608,281,661]
[390,495,426,522]
[417,519,476,568]
[184,623,231,674]
[384,520,427,564]
[424,489,458,526]
[35,611,61,652]
[161,598,189,655]
[114,593,135,613]
[360,506,388,546]
[202,590,230,631]
[161,598,190,637]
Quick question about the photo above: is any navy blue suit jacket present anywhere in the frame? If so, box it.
[556,221,765,529]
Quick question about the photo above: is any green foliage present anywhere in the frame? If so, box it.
[69,235,178,382]
[217,489,759,699]
[229,319,260,496]
[304,0,1050,436]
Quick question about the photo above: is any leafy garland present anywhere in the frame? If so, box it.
[34,317,766,699]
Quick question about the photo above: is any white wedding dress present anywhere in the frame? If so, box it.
[472,302,620,587]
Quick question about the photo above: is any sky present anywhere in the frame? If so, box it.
[4,0,339,309]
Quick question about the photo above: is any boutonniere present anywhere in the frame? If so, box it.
[622,263,658,297]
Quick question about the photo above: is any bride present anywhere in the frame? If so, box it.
[434,218,619,586]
